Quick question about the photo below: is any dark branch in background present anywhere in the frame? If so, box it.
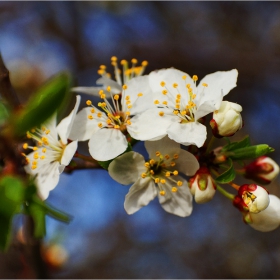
[0,57,49,279]
[0,54,20,110]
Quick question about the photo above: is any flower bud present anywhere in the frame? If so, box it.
[189,167,216,203]
[244,156,279,185]
[210,101,243,137]
[248,195,280,232]
[237,184,269,214]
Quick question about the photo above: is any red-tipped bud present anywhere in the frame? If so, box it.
[236,184,269,214]
[210,101,243,137]
[189,167,216,203]
[244,156,279,185]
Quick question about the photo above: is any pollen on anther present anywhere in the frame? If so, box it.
[162,90,167,95]
[149,159,155,165]
[177,181,183,187]
[202,83,208,87]
[182,75,186,80]
[173,154,179,159]
[165,154,170,160]
[131,58,138,64]
[173,83,178,88]
[86,100,92,106]
[42,148,47,153]
[142,61,148,67]
[172,187,178,193]
[23,143,28,149]
[40,155,45,160]
[159,111,164,117]
[126,120,131,125]
[98,123,103,128]
[33,147,38,151]
[155,178,160,183]
[111,56,117,62]
[165,172,170,177]
[170,162,176,167]
[154,100,160,105]
[160,81,165,87]
[97,112,102,118]
[91,108,95,113]
[123,84,128,90]
[141,173,147,178]
[173,170,178,175]
[192,75,198,81]
[155,151,161,157]
[137,93,143,97]
[114,125,120,129]
[106,86,111,92]
[162,101,168,105]
[88,115,93,120]
[160,190,166,196]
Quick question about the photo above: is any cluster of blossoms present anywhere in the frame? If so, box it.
[23,56,280,232]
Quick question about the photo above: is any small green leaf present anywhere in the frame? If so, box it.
[225,144,274,160]
[13,72,71,136]
[98,143,132,170]
[215,159,236,184]
[1,176,25,203]
[28,202,46,238]
[223,135,251,152]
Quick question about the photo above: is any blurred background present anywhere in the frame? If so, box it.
[1,1,280,278]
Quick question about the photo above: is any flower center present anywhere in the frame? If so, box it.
[141,151,183,195]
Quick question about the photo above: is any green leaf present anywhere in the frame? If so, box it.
[225,144,274,161]
[0,102,9,126]
[215,159,236,184]
[28,202,46,238]
[98,142,132,170]
[13,72,71,136]
[223,135,251,152]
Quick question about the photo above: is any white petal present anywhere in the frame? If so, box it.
[167,121,207,147]
[61,141,78,166]
[144,136,180,158]
[68,107,102,141]
[176,149,200,176]
[122,75,154,115]
[36,161,61,200]
[149,68,194,104]
[128,108,174,141]
[108,151,146,185]
[158,177,193,217]
[71,87,102,96]
[250,195,280,232]
[96,76,122,94]
[43,114,58,142]
[124,178,157,215]
[57,95,81,144]
[88,128,128,161]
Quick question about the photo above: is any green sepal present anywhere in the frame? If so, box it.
[98,142,132,170]
[215,158,236,184]
[225,144,274,161]
[12,72,71,136]
[0,176,25,251]
[222,135,251,152]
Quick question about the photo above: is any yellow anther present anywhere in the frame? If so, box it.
[114,125,120,129]
[45,129,50,135]
[173,83,178,88]
[32,161,37,165]
[126,120,131,125]
[97,69,105,75]
[106,119,112,125]
[111,56,117,62]
[125,111,130,116]
[38,141,42,146]
[161,163,166,168]
[176,94,181,99]
[142,60,148,66]
[192,94,196,99]
[31,165,37,170]
[33,147,38,151]
[173,170,179,175]
[160,81,166,87]
[160,179,166,184]
[125,95,130,100]
[162,101,168,105]
[115,115,120,119]
[176,99,180,103]
[173,110,179,115]
[97,112,102,118]
[120,59,127,65]
[126,100,131,105]
[101,94,106,99]
[98,123,103,128]
[160,190,166,196]
[99,65,106,70]
[123,84,128,90]
[99,90,104,95]
[202,83,208,87]
[86,100,92,106]
[192,75,198,81]
[165,154,170,160]
[131,58,138,64]
[137,93,143,97]
[177,181,183,187]
[106,86,111,92]
[162,90,168,95]
[88,115,93,120]
[31,128,36,133]
[173,154,179,159]
[42,148,47,153]
[150,170,154,175]
[155,178,160,183]
[172,187,178,193]
[26,132,31,138]
[90,108,95,114]
[149,159,155,165]
[127,105,132,109]
[144,162,150,168]
[33,152,39,159]
[175,104,180,109]
[181,110,187,116]
[155,151,161,157]
[141,173,147,178]
[101,102,106,107]
[23,143,28,149]
[40,155,45,159]
[182,75,187,80]
[170,162,176,167]
[154,100,160,104]
[165,172,171,177]
[159,111,164,117]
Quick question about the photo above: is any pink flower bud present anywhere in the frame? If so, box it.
[210,101,243,137]
[244,156,279,185]
[189,167,216,203]
[237,184,269,214]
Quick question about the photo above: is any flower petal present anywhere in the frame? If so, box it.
[88,128,128,161]
[61,141,78,166]
[176,149,200,176]
[57,95,81,144]
[128,108,174,141]
[108,151,146,185]
[96,76,122,94]
[69,107,102,141]
[124,178,157,215]
[167,121,207,147]
[71,86,102,97]
[158,177,193,217]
